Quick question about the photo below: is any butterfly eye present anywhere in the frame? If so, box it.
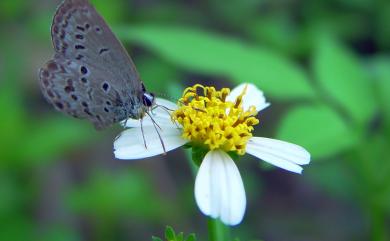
[142,92,155,107]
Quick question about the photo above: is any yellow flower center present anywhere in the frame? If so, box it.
[172,84,259,155]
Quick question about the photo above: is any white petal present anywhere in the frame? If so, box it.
[246,137,310,174]
[226,83,270,112]
[114,126,187,159]
[195,150,246,226]
[123,98,178,128]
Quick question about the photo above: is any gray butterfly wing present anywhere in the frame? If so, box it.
[40,55,127,129]
[39,0,144,129]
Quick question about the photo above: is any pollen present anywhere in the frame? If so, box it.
[172,84,259,155]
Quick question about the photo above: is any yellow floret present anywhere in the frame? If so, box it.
[172,84,259,155]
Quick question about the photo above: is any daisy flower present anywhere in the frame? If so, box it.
[114,83,310,226]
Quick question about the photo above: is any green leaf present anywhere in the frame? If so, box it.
[0,217,34,241]
[176,232,184,241]
[305,158,357,200]
[165,226,176,241]
[154,228,196,241]
[355,135,390,195]
[68,170,172,221]
[313,36,376,124]
[185,234,196,241]
[277,104,358,158]
[90,0,126,23]
[136,55,180,94]
[370,56,390,122]
[41,226,81,241]
[0,0,28,20]
[246,16,304,56]
[115,25,315,100]
[0,82,25,163]
[21,117,95,164]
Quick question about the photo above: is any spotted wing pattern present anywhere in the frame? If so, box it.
[39,0,143,129]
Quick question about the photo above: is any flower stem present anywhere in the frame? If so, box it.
[370,205,388,241]
[207,218,230,241]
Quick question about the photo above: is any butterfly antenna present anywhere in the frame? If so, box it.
[140,119,147,149]
[153,105,173,116]
[154,104,174,112]
[146,111,166,154]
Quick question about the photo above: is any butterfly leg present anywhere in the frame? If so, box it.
[140,119,147,149]
[146,112,166,154]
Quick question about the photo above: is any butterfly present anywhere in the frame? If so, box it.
[39,0,156,130]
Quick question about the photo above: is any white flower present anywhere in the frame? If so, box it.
[114,83,310,226]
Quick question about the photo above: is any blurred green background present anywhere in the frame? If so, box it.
[1,0,390,240]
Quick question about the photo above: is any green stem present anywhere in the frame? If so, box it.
[370,205,388,241]
[207,218,230,241]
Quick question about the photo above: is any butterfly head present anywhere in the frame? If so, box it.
[142,92,155,108]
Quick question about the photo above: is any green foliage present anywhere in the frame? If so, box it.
[0,41,96,167]
[304,158,357,200]
[152,226,196,241]
[90,0,126,24]
[116,25,316,100]
[68,169,173,221]
[370,56,390,123]
[21,117,94,164]
[247,16,302,55]
[165,226,176,240]
[375,4,390,48]
[136,55,181,94]
[353,135,390,212]
[40,226,82,241]
[1,0,390,240]
[0,0,28,21]
[277,104,358,159]
[233,239,263,241]
[313,36,377,124]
